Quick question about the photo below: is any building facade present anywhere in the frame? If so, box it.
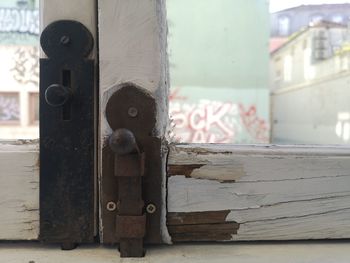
[0,0,39,139]
[271,4,350,37]
[270,21,350,144]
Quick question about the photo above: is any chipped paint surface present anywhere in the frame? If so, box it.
[0,140,39,240]
[168,144,350,241]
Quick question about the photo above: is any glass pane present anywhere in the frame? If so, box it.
[167,0,269,144]
[167,0,350,145]
[0,0,39,139]
[0,93,20,122]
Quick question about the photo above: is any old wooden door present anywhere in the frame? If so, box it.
[1,0,350,256]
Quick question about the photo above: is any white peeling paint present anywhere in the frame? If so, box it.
[0,141,39,240]
[168,144,350,240]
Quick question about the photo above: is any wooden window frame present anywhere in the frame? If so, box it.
[1,0,350,244]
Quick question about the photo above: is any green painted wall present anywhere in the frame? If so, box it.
[167,0,269,89]
[167,0,270,143]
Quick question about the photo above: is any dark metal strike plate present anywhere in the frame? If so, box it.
[39,20,95,244]
[101,84,163,255]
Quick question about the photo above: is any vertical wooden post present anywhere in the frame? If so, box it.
[98,0,170,244]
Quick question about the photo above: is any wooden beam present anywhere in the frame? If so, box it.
[168,144,350,241]
[0,141,39,240]
[3,142,350,241]
[98,0,170,243]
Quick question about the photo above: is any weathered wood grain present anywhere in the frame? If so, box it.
[168,144,350,241]
[0,141,39,240]
[167,211,239,242]
[2,141,350,241]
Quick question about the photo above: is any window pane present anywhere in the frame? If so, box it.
[0,93,20,122]
[168,0,350,145]
[167,0,269,144]
[0,0,39,139]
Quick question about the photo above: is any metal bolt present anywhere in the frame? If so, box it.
[146,203,156,214]
[128,107,138,118]
[60,35,70,45]
[106,201,117,212]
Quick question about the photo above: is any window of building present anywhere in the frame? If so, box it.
[278,15,290,36]
[331,14,344,24]
[310,14,324,25]
[0,92,20,124]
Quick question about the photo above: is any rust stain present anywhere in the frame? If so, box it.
[168,164,204,177]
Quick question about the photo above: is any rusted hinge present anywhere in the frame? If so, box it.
[102,84,163,257]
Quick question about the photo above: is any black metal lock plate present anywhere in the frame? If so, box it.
[39,20,95,244]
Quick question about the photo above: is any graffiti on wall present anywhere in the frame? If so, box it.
[0,8,39,35]
[0,93,20,122]
[169,88,269,143]
[11,46,39,86]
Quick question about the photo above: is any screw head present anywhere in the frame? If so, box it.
[146,203,156,214]
[60,35,70,45]
[106,201,117,212]
[128,107,138,118]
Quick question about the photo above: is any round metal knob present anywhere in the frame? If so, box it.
[109,128,138,155]
[45,84,71,107]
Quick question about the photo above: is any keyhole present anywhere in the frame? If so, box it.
[62,70,71,121]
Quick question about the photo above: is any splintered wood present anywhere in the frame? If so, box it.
[167,144,350,242]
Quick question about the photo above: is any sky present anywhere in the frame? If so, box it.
[270,0,350,12]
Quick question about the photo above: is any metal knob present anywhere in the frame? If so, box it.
[45,84,71,107]
[109,129,138,155]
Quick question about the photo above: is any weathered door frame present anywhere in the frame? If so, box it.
[1,0,350,246]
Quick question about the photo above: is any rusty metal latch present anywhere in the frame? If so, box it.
[102,84,163,258]
[109,128,146,257]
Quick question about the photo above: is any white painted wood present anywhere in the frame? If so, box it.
[98,0,170,243]
[98,0,169,140]
[168,144,350,240]
[2,242,350,263]
[0,141,39,240]
[3,140,350,241]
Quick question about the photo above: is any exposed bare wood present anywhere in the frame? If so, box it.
[168,143,350,241]
[167,211,239,242]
